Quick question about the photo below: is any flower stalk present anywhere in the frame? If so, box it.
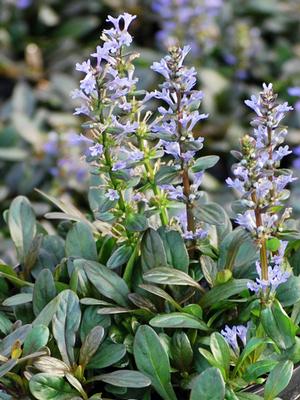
[227,83,294,296]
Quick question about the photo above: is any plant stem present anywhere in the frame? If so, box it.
[176,90,195,234]
[252,193,268,281]
[138,137,169,225]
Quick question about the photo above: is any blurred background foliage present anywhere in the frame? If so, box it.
[1,0,300,226]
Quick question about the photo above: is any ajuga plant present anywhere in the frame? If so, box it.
[1,13,300,400]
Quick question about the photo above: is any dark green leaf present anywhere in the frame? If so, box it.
[150,313,208,330]
[264,360,293,400]
[125,214,149,232]
[79,326,104,367]
[199,279,250,308]
[80,259,130,307]
[33,269,56,316]
[52,290,81,366]
[143,268,202,291]
[29,373,79,399]
[158,228,189,272]
[23,325,49,356]
[8,196,36,263]
[261,302,297,350]
[80,306,111,342]
[193,202,226,226]
[210,333,230,378]
[91,370,151,388]
[0,312,13,335]
[107,245,132,269]
[33,295,60,327]
[65,222,97,261]
[190,367,225,400]
[201,255,218,286]
[243,360,278,382]
[87,340,126,369]
[277,275,300,307]
[134,325,177,400]
[155,166,179,185]
[171,332,193,371]
[191,156,220,172]
[139,284,182,311]
[141,229,168,272]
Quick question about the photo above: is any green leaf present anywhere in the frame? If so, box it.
[150,313,208,330]
[90,370,151,388]
[23,325,49,356]
[33,295,60,327]
[80,306,111,342]
[33,356,70,376]
[139,284,182,311]
[210,332,230,379]
[199,279,250,308]
[33,269,56,316]
[134,325,177,400]
[276,275,300,307]
[141,229,168,272]
[107,245,132,269]
[87,340,126,369]
[0,359,18,378]
[8,196,36,263]
[0,324,31,357]
[125,214,149,232]
[190,367,225,400]
[261,302,297,350]
[29,373,79,400]
[79,259,130,307]
[143,268,202,291]
[234,338,266,375]
[0,311,13,335]
[0,264,33,288]
[79,326,104,367]
[201,255,218,286]
[2,293,32,307]
[65,222,97,261]
[236,394,263,400]
[155,165,179,185]
[158,228,189,272]
[243,360,278,383]
[191,156,220,172]
[193,202,226,226]
[264,360,293,400]
[218,229,254,272]
[171,332,193,371]
[52,290,81,366]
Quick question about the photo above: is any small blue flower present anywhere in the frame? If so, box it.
[221,324,248,353]
[247,261,290,295]
[89,143,103,157]
[105,189,120,201]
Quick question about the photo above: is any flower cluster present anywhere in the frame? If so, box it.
[73,13,172,237]
[150,46,209,239]
[152,0,222,55]
[227,84,294,235]
[227,83,294,287]
[221,324,248,354]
